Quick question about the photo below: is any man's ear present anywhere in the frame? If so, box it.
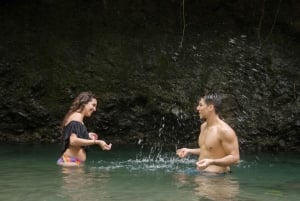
[208,104,214,111]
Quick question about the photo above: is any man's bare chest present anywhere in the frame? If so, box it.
[199,128,221,150]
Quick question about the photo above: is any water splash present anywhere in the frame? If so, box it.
[91,146,196,172]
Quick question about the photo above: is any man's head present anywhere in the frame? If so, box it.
[197,92,222,119]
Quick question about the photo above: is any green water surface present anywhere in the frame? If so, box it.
[0,144,299,201]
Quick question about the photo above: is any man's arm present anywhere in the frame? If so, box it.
[215,128,239,166]
[176,148,201,158]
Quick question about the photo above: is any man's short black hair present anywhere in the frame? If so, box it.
[202,92,222,114]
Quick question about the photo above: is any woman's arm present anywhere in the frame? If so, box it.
[69,133,96,146]
[69,134,112,150]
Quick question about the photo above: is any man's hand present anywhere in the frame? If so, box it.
[196,159,214,170]
[176,148,189,158]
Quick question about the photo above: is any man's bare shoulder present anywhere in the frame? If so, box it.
[218,121,237,139]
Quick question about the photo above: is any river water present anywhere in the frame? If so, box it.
[0,143,299,201]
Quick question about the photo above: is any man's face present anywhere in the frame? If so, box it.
[196,98,210,119]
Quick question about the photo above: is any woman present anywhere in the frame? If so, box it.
[57,91,112,167]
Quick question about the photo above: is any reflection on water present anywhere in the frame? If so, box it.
[59,167,111,201]
[194,174,239,201]
[175,171,239,201]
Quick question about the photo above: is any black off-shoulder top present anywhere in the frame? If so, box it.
[61,121,89,154]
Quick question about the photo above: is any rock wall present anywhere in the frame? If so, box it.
[0,0,299,151]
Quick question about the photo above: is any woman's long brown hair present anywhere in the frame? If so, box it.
[61,91,97,129]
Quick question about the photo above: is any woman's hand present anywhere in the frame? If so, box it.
[89,132,98,140]
[95,140,112,151]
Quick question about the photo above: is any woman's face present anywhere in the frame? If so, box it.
[83,98,97,117]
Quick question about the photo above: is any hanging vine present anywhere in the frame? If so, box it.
[257,0,282,44]
[265,0,282,42]
[257,0,265,44]
[179,0,186,48]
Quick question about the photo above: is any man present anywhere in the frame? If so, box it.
[176,92,240,173]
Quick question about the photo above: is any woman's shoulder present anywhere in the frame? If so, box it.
[66,112,83,123]
[64,120,84,128]
[63,121,87,135]
[65,120,83,125]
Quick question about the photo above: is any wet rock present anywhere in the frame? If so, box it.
[0,0,299,152]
